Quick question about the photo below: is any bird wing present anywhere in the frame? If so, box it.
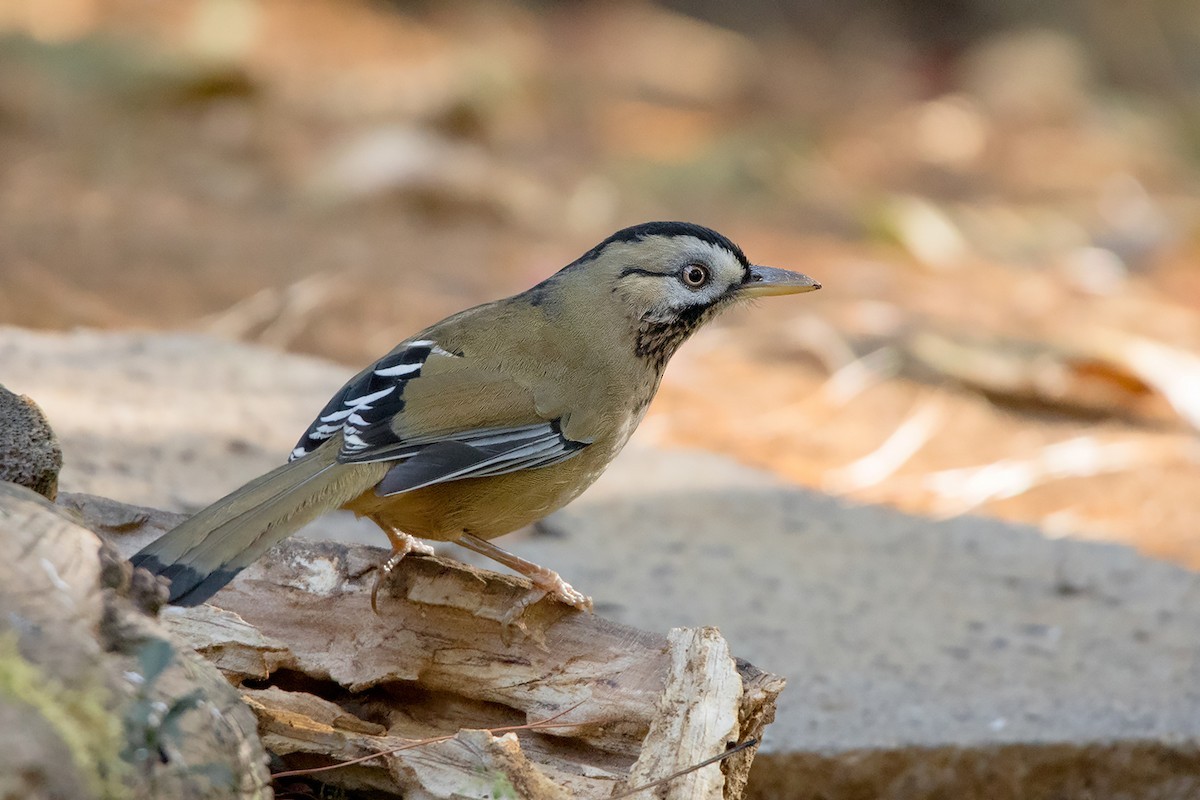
[289,338,443,461]
[366,423,585,496]
[289,336,590,497]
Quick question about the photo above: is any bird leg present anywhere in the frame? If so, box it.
[455,532,593,623]
[371,526,436,614]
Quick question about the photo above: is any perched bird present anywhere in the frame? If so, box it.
[132,222,820,617]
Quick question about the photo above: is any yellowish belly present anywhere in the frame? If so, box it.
[341,445,611,542]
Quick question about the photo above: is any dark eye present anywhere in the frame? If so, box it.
[681,263,710,288]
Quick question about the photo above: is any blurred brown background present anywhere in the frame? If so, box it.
[3,0,1200,566]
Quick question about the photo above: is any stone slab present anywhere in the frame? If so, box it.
[4,326,1198,798]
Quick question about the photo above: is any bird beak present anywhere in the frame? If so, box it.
[737,265,822,298]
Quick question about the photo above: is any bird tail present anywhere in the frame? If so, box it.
[131,450,377,606]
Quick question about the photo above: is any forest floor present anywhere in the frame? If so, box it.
[3,0,1200,568]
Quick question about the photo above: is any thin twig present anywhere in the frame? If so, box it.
[824,393,945,493]
[608,737,759,799]
[201,272,337,348]
[1085,329,1200,432]
[269,698,590,779]
[817,345,902,407]
[785,314,859,374]
[911,435,1184,517]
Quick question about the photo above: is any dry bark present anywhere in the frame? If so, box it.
[0,483,270,800]
[72,493,785,799]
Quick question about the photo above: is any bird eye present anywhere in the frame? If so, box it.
[681,263,710,288]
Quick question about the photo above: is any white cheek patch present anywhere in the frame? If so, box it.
[639,280,724,322]
[620,238,748,322]
[663,279,725,312]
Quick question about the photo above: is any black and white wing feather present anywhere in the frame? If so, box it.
[369,421,586,496]
[289,338,588,497]
[290,339,440,461]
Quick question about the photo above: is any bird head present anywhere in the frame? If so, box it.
[547,222,820,369]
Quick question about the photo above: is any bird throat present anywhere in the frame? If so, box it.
[633,303,713,374]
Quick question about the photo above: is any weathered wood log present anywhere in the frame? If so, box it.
[0,483,270,800]
[72,492,785,799]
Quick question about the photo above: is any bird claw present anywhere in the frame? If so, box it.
[410,540,437,557]
[546,579,593,613]
[370,535,436,614]
[506,564,593,623]
[500,582,593,629]
[452,533,591,628]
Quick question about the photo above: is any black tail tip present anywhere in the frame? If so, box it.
[128,552,237,607]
